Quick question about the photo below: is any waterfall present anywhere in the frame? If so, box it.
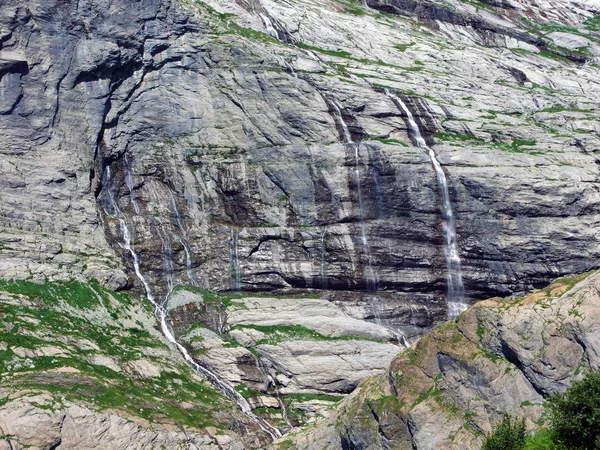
[259,13,280,40]
[320,229,328,289]
[385,90,468,319]
[329,101,377,292]
[167,190,196,286]
[101,165,281,441]
[255,355,293,429]
[230,229,242,291]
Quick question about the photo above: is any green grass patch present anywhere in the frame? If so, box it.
[583,14,600,31]
[434,132,485,143]
[364,137,409,146]
[295,42,353,59]
[230,324,384,345]
[539,105,591,114]
[395,42,416,52]
[335,0,369,16]
[0,279,104,309]
[283,393,344,403]
[492,139,537,153]
[0,279,240,430]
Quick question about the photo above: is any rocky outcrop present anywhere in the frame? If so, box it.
[275,270,600,449]
[166,289,405,427]
[0,395,243,450]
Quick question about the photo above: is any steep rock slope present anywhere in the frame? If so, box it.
[275,270,600,449]
[1,0,599,329]
[0,0,599,446]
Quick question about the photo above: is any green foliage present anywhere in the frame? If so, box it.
[295,42,415,70]
[492,139,537,153]
[584,14,600,31]
[364,137,409,146]
[521,17,583,36]
[335,0,368,15]
[230,324,383,345]
[0,279,233,429]
[523,429,565,450]
[546,371,600,449]
[0,279,104,309]
[295,42,353,58]
[539,105,591,114]
[434,132,485,143]
[395,42,416,52]
[283,393,344,403]
[482,414,527,450]
[483,371,600,449]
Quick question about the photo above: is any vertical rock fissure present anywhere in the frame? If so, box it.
[385,90,468,319]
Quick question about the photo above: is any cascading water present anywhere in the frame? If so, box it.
[254,355,293,429]
[167,190,196,286]
[320,229,328,289]
[385,90,468,318]
[101,165,282,441]
[260,13,280,40]
[230,229,242,291]
[329,100,378,292]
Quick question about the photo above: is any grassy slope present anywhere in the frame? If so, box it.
[0,280,240,432]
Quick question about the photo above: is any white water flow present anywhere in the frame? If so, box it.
[167,190,196,286]
[320,229,328,289]
[103,167,281,441]
[255,356,293,429]
[283,59,297,78]
[385,90,468,318]
[230,229,242,291]
[259,13,279,40]
[330,101,377,292]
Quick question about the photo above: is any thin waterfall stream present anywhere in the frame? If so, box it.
[230,229,242,291]
[101,166,282,441]
[254,355,294,429]
[167,189,196,286]
[329,100,378,292]
[385,90,468,318]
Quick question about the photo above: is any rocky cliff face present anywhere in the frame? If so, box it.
[1,0,599,447]
[277,269,600,449]
[2,0,599,327]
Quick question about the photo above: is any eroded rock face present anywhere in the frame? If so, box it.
[0,0,599,445]
[1,0,599,333]
[280,271,600,450]
[166,290,405,427]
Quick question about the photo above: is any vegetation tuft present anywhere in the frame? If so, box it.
[482,370,600,450]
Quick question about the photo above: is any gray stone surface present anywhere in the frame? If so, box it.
[0,395,243,450]
[0,0,599,333]
[280,271,600,449]
[0,0,599,446]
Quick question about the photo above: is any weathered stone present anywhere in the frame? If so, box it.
[280,271,600,449]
